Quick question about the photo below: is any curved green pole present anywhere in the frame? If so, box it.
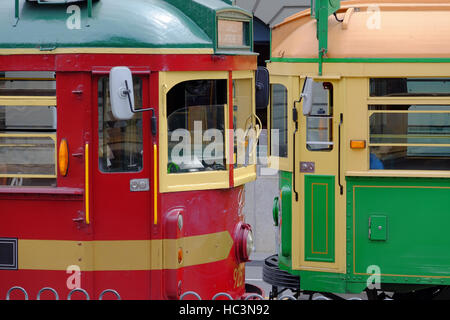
[15,0,19,19]
[312,0,341,75]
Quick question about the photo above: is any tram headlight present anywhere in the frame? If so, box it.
[235,222,254,263]
[246,229,254,258]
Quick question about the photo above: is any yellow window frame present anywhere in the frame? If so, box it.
[232,70,257,187]
[159,71,230,193]
[267,75,299,172]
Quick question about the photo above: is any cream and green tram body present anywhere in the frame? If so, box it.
[263,0,450,299]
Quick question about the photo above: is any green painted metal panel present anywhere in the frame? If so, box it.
[347,177,450,285]
[278,171,293,270]
[304,175,335,262]
[280,176,292,258]
[0,0,214,49]
[369,215,387,241]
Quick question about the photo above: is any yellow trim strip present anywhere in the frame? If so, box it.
[346,170,450,178]
[369,143,450,147]
[153,144,158,225]
[17,231,233,271]
[0,48,214,56]
[369,110,450,115]
[0,78,54,81]
[85,144,90,224]
[0,133,56,140]
[0,174,56,179]
[0,97,56,106]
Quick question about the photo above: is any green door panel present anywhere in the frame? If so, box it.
[348,177,450,278]
[305,175,335,262]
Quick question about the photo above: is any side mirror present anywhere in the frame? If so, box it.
[255,66,269,110]
[302,77,314,115]
[109,66,135,120]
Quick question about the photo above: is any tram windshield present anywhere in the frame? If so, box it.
[167,80,227,173]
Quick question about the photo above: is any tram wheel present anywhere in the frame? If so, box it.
[262,255,300,300]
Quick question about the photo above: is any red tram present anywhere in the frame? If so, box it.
[0,0,263,300]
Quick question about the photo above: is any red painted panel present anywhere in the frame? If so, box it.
[0,52,255,300]
[0,54,257,73]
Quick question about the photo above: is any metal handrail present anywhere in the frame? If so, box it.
[6,286,28,300]
[37,287,59,300]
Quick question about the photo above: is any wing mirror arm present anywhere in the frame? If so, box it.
[123,80,158,136]
[110,67,157,136]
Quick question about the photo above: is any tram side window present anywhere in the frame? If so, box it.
[233,79,253,168]
[166,80,227,174]
[370,78,450,97]
[0,71,56,96]
[98,77,143,173]
[270,84,288,158]
[306,81,333,151]
[369,105,450,170]
[0,71,57,187]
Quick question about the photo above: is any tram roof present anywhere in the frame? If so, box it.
[271,0,450,61]
[0,0,252,53]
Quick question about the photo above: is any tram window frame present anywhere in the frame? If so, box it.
[0,71,56,96]
[232,71,257,187]
[306,81,334,152]
[166,79,227,175]
[233,77,256,169]
[368,104,450,171]
[0,71,57,187]
[370,78,450,97]
[270,83,289,158]
[98,76,144,174]
[159,71,231,193]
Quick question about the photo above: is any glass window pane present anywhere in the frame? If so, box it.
[98,77,143,173]
[0,106,56,131]
[0,103,57,187]
[370,78,450,97]
[306,81,333,151]
[0,71,56,96]
[167,80,227,174]
[370,146,450,170]
[369,108,450,145]
[270,84,288,158]
[0,135,55,175]
[369,106,450,170]
[233,79,253,168]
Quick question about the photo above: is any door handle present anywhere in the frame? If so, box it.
[338,113,344,195]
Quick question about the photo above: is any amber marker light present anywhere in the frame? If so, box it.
[178,248,183,264]
[350,140,366,149]
[59,139,69,176]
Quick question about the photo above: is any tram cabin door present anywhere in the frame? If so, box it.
[295,77,344,272]
[92,69,155,298]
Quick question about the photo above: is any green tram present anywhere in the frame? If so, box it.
[263,0,450,299]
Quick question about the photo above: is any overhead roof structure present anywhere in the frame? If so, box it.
[0,0,252,54]
[235,0,309,27]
